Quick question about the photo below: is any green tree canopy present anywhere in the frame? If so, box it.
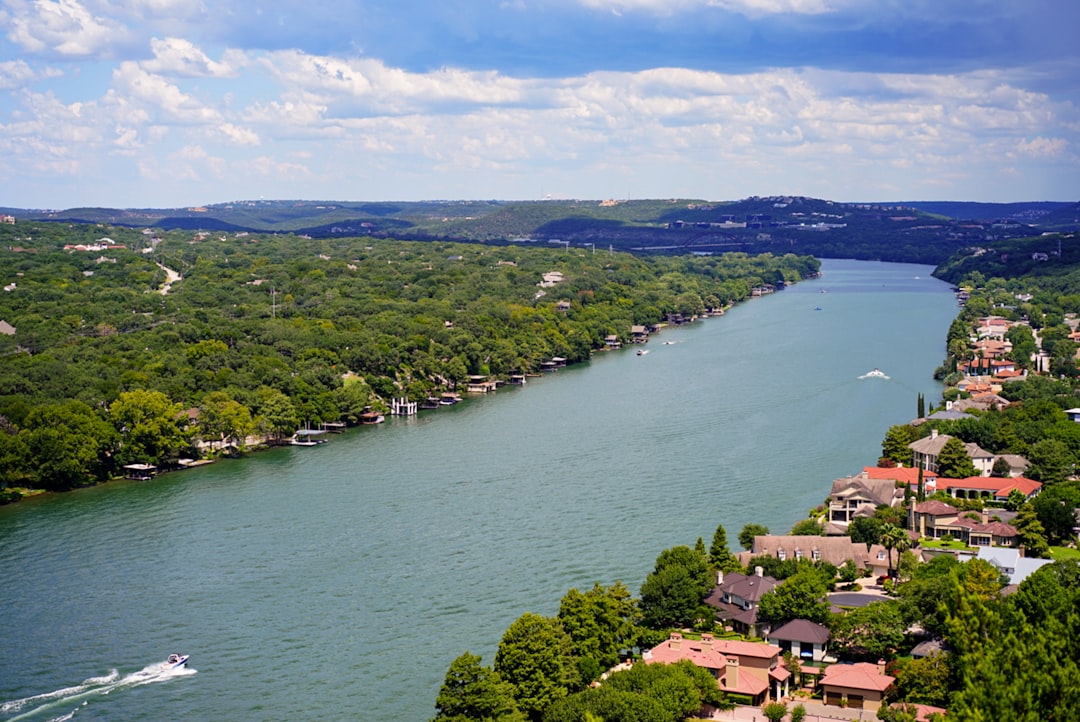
[557,582,639,682]
[756,566,831,627]
[935,436,978,479]
[708,524,740,573]
[433,652,525,722]
[738,523,769,551]
[638,546,713,630]
[494,613,580,721]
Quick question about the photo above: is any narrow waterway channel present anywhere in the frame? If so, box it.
[0,259,959,721]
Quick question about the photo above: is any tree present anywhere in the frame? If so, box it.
[739,523,769,550]
[557,582,639,681]
[109,389,189,465]
[879,523,910,578]
[935,437,978,479]
[828,600,906,661]
[762,701,788,722]
[494,613,579,720]
[891,653,951,708]
[991,456,1012,478]
[433,652,525,722]
[253,386,299,442]
[709,524,741,573]
[847,517,883,551]
[639,546,713,629]
[1011,507,1050,558]
[881,425,920,466]
[917,393,926,420]
[789,702,807,722]
[198,390,255,451]
[790,518,824,536]
[1031,484,1080,545]
[756,567,831,626]
[22,401,118,490]
[1027,437,1073,485]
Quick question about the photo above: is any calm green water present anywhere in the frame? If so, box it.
[0,259,957,721]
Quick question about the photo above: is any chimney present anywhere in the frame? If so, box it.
[701,633,713,648]
[755,566,764,578]
[669,632,682,649]
[877,659,886,674]
[717,570,724,585]
[931,428,939,439]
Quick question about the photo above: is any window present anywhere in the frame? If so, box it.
[812,549,821,561]
[777,549,786,560]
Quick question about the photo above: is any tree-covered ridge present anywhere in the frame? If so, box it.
[0,221,818,494]
[9,196,1070,265]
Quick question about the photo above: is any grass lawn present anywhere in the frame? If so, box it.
[919,538,974,552]
[1050,546,1080,561]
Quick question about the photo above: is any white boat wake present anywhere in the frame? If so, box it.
[1,661,195,721]
[858,368,890,380]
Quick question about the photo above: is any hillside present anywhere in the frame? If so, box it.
[4,196,1076,265]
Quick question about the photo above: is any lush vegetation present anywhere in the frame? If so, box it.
[0,221,817,496]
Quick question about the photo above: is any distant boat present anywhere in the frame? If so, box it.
[859,368,890,380]
[637,349,649,356]
[814,306,823,311]
[163,654,189,670]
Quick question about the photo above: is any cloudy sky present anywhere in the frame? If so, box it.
[1,0,1077,208]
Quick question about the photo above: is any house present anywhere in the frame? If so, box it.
[555,300,571,313]
[908,501,1021,548]
[630,325,649,343]
[990,454,1030,477]
[825,472,906,533]
[603,334,622,349]
[704,568,779,637]
[739,535,888,576]
[909,430,994,475]
[937,475,1041,502]
[765,619,831,663]
[644,633,790,705]
[1066,408,1080,423]
[975,546,1053,585]
[0,320,14,336]
[819,661,894,712]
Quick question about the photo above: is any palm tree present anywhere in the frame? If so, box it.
[879,523,910,579]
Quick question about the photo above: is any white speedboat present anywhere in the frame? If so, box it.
[860,368,890,379]
[163,654,189,670]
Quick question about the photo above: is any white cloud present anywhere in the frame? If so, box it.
[0,59,62,89]
[142,38,245,78]
[110,62,222,124]
[5,0,126,56]
[1016,137,1067,158]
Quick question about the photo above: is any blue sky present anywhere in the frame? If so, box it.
[1,0,1077,208]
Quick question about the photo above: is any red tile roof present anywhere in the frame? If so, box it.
[820,662,895,692]
[863,466,937,485]
[644,633,728,672]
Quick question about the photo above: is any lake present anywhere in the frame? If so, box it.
[0,258,958,721]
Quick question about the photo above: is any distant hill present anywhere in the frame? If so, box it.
[6,196,1078,265]
[897,201,1074,222]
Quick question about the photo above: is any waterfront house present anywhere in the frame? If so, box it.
[819,661,894,712]
[743,535,875,571]
[825,471,906,533]
[630,325,649,343]
[704,567,779,637]
[643,633,790,705]
[909,430,994,475]
[937,475,1040,502]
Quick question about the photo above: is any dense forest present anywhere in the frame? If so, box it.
[0,220,817,496]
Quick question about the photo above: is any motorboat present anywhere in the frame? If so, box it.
[860,368,890,379]
[163,654,189,670]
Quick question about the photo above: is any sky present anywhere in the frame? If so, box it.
[1,0,1078,209]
